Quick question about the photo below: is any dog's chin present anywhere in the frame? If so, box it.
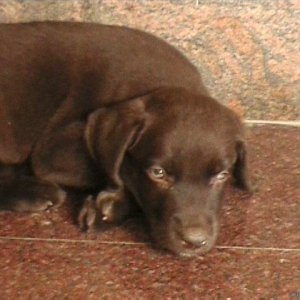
[166,240,215,258]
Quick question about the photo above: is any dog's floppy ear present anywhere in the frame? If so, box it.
[84,96,148,189]
[233,139,253,193]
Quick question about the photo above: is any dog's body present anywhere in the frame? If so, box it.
[0,22,251,256]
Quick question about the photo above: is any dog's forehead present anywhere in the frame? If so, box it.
[147,97,232,149]
[148,117,226,157]
[132,89,240,169]
[147,88,234,132]
[137,108,233,171]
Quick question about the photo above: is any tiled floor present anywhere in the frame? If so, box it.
[0,125,299,298]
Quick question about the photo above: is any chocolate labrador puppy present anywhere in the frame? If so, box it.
[0,22,252,256]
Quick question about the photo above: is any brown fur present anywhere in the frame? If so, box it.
[0,22,251,256]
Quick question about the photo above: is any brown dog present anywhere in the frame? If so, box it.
[0,22,252,256]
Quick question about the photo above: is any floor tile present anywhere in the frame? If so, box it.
[0,126,299,298]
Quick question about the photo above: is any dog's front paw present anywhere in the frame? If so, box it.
[78,190,130,232]
[78,195,97,231]
[2,178,67,212]
[96,190,130,223]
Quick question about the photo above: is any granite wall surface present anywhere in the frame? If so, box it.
[0,0,299,120]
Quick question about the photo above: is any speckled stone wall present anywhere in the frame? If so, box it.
[0,0,299,120]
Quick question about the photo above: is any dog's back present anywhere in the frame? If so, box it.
[0,22,207,165]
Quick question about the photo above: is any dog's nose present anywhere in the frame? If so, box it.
[181,226,208,247]
[173,215,215,251]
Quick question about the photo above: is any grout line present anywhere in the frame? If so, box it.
[0,236,147,246]
[215,245,300,252]
[245,120,300,127]
[1,236,299,253]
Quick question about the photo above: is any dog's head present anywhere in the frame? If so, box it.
[85,87,251,256]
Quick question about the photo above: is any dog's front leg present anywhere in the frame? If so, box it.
[80,99,148,231]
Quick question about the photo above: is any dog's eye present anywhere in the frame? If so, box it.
[147,166,166,180]
[215,170,229,181]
